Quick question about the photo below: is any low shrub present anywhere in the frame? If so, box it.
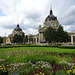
[58,45,75,49]
[0,44,58,48]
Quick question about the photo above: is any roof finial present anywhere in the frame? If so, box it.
[50,4,52,10]
[18,19,19,25]
[17,20,19,27]
[50,4,53,15]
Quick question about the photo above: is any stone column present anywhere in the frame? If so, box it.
[71,34,73,44]
[28,36,29,44]
[39,32,41,43]
[36,38,37,44]
[32,38,34,44]
[41,33,43,42]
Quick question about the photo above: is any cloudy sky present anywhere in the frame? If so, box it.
[0,0,75,37]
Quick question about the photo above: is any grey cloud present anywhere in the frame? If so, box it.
[21,23,39,30]
[2,24,16,30]
[59,5,75,25]
[1,19,39,31]
[26,12,41,20]
[0,0,75,36]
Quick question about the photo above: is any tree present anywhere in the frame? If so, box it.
[57,25,70,42]
[25,35,28,42]
[21,32,25,43]
[23,35,28,44]
[0,37,3,44]
[43,26,57,43]
[13,34,23,43]
[44,25,70,43]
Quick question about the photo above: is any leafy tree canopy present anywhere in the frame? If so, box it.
[13,34,23,43]
[25,35,28,42]
[0,37,3,44]
[44,25,70,43]
[44,26,56,43]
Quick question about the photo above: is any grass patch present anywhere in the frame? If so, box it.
[0,46,75,75]
[0,47,75,64]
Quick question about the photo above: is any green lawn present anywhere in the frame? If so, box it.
[0,47,75,63]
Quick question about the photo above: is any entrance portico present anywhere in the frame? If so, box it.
[69,30,75,44]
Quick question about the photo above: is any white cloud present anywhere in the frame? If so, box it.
[62,25,71,31]
[0,0,75,36]
[24,28,38,35]
[0,27,12,37]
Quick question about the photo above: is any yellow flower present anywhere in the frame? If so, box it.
[67,70,71,74]
[0,68,3,70]
[2,64,5,67]
[3,70,4,72]
[0,68,2,70]
[40,72,42,74]
[3,70,7,72]
[2,68,3,70]
[37,74,39,75]
[71,66,73,68]
[42,73,44,75]
[64,68,66,70]
[3,68,6,70]
[5,70,7,72]
[0,65,2,67]
[73,69,75,73]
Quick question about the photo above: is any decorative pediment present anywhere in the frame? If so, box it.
[70,30,75,34]
[39,27,48,32]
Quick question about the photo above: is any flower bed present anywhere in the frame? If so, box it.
[0,59,75,75]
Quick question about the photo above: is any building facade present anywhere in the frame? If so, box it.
[4,8,63,44]
[4,7,75,44]
[4,24,24,44]
[26,7,60,44]
[69,30,75,44]
[38,8,60,44]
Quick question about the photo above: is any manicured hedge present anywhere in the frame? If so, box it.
[58,45,75,49]
[0,44,58,48]
[0,44,75,49]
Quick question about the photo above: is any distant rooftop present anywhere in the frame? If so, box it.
[14,24,22,31]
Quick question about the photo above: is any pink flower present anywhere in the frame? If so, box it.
[53,64,55,69]
[74,57,75,61]
[52,70,54,72]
